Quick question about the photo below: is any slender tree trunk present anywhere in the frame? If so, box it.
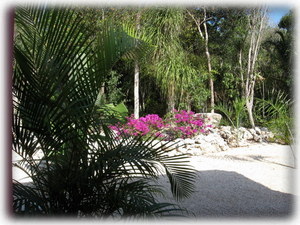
[238,48,244,94]
[102,8,105,20]
[100,85,105,100]
[141,88,145,113]
[206,51,214,113]
[243,7,266,128]
[134,12,141,119]
[187,8,214,113]
[186,96,191,111]
[134,61,140,118]
[98,9,106,103]
[203,12,214,113]
[167,98,175,112]
[245,79,256,127]
[167,85,175,112]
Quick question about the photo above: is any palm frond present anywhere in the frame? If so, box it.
[256,89,293,144]
[13,6,196,217]
[13,180,48,215]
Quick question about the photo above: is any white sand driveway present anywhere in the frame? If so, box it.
[12,142,296,218]
[157,143,296,217]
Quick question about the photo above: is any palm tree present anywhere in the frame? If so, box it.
[12,6,196,217]
[142,7,196,112]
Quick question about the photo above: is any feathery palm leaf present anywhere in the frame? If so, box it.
[13,6,196,217]
[256,89,294,144]
[214,98,246,128]
[141,8,197,110]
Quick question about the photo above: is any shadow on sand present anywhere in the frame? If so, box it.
[158,170,294,218]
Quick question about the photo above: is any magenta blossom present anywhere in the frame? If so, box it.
[108,110,210,140]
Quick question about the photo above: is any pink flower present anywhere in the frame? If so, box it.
[108,109,210,140]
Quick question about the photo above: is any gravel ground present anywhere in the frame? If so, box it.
[12,143,297,218]
[156,143,296,218]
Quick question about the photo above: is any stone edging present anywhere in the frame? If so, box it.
[156,126,282,156]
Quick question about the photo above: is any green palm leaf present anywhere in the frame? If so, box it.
[13,6,196,217]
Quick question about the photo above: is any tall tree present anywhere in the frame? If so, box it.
[134,11,141,118]
[257,9,294,113]
[191,8,248,104]
[243,7,267,127]
[142,8,193,112]
[187,7,215,113]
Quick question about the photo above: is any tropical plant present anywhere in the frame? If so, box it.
[95,102,129,128]
[214,98,247,145]
[12,6,196,217]
[100,70,126,105]
[215,98,246,128]
[256,90,294,145]
[255,89,295,167]
[260,11,294,99]
[142,8,198,112]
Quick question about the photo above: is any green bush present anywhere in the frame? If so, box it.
[214,98,247,128]
[256,89,294,144]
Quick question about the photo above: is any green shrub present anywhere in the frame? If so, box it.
[256,89,294,145]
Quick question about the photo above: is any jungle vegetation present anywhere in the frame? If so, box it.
[12,5,294,217]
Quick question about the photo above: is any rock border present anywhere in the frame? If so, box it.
[158,126,281,156]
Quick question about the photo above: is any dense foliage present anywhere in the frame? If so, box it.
[76,7,293,128]
[12,5,294,218]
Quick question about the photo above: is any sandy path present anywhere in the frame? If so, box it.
[157,143,296,217]
[13,143,296,218]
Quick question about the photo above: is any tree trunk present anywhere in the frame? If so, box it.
[238,48,244,94]
[245,36,255,127]
[243,7,266,128]
[205,46,214,113]
[187,8,214,113]
[141,88,145,113]
[246,99,255,128]
[134,61,140,119]
[100,85,105,101]
[203,14,214,113]
[134,11,141,119]
[167,85,175,112]
[167,95,175,112]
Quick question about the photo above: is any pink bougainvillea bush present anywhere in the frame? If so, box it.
[109,114,164,137]
[163,109,212,139]
[109,109,212,140]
